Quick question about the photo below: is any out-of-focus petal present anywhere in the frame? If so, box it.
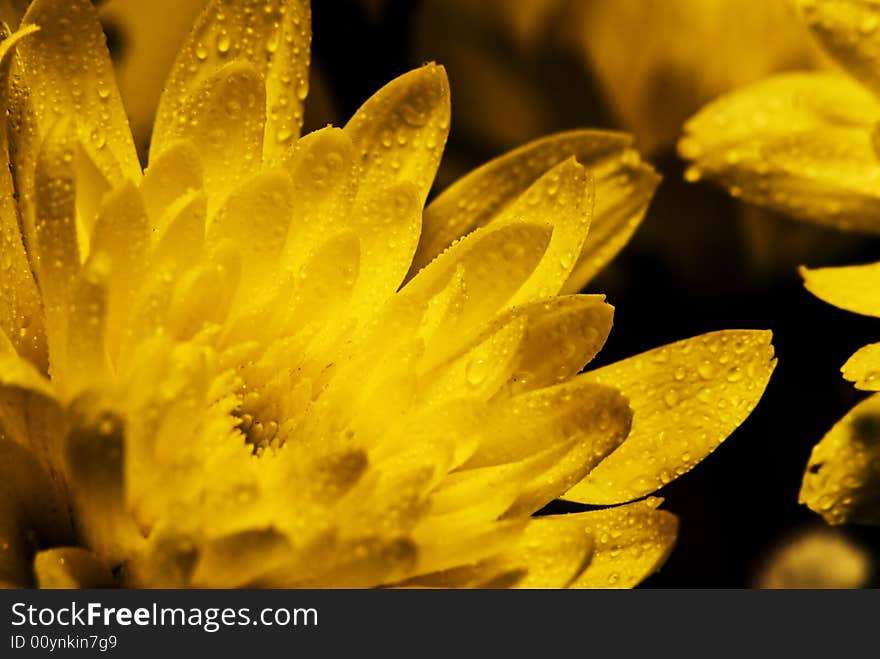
[800,393,880,525]
[753,526,873,588]
[151,0,310,165]
[680,72,880,232]
[565,330,776,505]
[796,0,880,97]
[801,261,880,316]
[33,547,115,588]
[842,342,880,391]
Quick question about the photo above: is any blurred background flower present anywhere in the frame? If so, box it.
[91,0,880,585]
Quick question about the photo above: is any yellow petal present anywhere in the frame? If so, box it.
[281,126,358,271]
[139,140,204,229]
[18,0,140,184]
[0,438,73,587]
[403,222,552,339]
[796,0,880,97]
[800,392,880,525]
[155,61,266,209]
[564,499,679,588]
[410,130,659,289]
[65,261,110,392]
[503,295,613,395]
[344,63,450,206]
[403,516,594,589]
[680,72,880,231]
[33,547,114,588]
[33,119,81,379]
[566,330,776,505]
[152,0,311,164]
[801,262,880,317]
[0,24,46,371]
[498,158,593,305]
[0,329,53,398]
[207,170,293,294]
[843,342,880,391]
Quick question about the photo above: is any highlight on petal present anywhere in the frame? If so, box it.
[410,130,659,291]
[800,393,880,525]
[796,0,880,97]
[344,63,450,206]
[16,0,140,184]
[801,261,880,317]
[565,499,678,589]
[34,547,114,588]
[565,330,776,505]
[843,342,880,391]
[679,72,880,232]
[152,0,311,164]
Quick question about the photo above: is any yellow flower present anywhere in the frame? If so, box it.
[0,0,775,589]
[679,0,880,526]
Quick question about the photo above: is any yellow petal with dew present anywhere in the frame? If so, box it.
[800,392,880,525]
[566,330,776,505]
[796,0,880,97]
[65,260,110,392]
[344,63,450,207]
[801,261,880,317]
[566,499,678,588]
[152,0,310,164]
[33,119,80,381]
[411,130,659,289]
[156,61,266,211]
[842,342,880,391]
[33,546,114,588]
[207,170,293,296]
[499,158,593,305]
[402,222,551,341]
[17,0,140,184]
[0,24,46,370]
[139,140,204,229]
[680,72,880,231]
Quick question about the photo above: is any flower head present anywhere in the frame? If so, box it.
[679,0,880,526]
[0,0,775,588]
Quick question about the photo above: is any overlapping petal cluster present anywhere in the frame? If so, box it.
[0,0,775,588]
[680,0,880,525]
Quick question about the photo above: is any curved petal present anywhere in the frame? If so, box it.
[801,261,880,317]
[344,63,450,207]
[796,0,880,97]
[152,0,311,164]
[33,547,114,588]
[566,499,679,588]
[842,342,880,390]
[410,130,659,289]
[157,62,266,210]
[565,330,776,505]
[800,393,880,525]
[17,0,140,184]
[680,72,880,231]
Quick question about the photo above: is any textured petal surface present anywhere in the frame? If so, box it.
[33,546,114,588]
[680,72,880,231]
[566,330,776,505]
[796,0,880,96]
[801,262,880,317]
[152,0,310,164]
[842,342,880,391]
[800,393,880,525]
[17,0,140,184]
[410,130,659,291]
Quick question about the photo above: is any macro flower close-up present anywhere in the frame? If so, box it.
[0,0,779,590]
[680,0,880,530]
